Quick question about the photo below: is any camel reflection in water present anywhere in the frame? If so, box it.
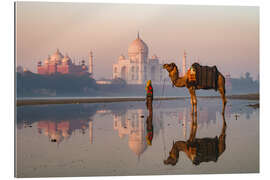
[164,112,227,166]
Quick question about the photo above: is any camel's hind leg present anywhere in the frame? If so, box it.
[218,74,227,115]
[188,112,198,142]
[218,113,227,156]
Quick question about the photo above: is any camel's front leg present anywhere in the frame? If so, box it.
[188,89,194,113]
[193,90,197,114]
[188,87,197,114]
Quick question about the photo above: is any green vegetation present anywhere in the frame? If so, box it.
[17,71,97,97]
[16,70,259,97]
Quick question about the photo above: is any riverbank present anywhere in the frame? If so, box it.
[199,93,259,100]
[17,96,186,106]
[17,93,259,106]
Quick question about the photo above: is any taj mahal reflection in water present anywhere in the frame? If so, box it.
[16,99,259,177]
[17,98,255,159]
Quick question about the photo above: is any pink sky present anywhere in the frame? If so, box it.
[16,2,259,79]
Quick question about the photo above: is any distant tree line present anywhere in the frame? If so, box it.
[16,71,131,97]
[229,72,259,94]
[16,70,259,97]
[17,71,97,97]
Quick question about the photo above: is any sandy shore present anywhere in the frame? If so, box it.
[199,93,259,100]
[17,93,259,106]
[17,96,186,106]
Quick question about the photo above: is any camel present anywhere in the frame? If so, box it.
[163,112,227,166]
[163,63,227,114]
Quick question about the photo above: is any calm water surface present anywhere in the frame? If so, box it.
[16,98,259,177]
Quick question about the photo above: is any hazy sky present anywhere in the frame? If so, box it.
[16,2,259,79]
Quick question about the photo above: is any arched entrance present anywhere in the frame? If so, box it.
[121,66,127,80]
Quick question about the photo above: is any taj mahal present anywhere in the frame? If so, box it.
[113,33,167,85]
[36,33,192,86]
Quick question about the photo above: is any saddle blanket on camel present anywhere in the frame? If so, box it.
[187,137,219,165]
[187,63,218,91]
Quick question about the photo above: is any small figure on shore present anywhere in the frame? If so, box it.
[145,80,153,110]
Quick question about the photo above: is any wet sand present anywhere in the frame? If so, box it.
[247,103,259,109]
[16,96,186,106]
[203,93,259,100]
[16,98,259,177]
[17,93,259,106]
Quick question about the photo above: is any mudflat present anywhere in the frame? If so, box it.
[16,96,186,106]
[17,93,259,106]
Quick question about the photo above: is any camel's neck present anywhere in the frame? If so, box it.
[174,141,197,163]
[165,66,187,87]
[170,141,187,159]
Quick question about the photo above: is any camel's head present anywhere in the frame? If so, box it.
[164,155,178,166]
[163,63,176,72]
[163,141,179,166]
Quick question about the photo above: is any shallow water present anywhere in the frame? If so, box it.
[15,98,259,177]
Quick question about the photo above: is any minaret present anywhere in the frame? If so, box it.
[89,51,93,77]
[182,50,187,76]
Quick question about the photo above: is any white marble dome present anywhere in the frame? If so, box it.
[128,34,148,58]
[50,49,64,63]
[128,133,147,156]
